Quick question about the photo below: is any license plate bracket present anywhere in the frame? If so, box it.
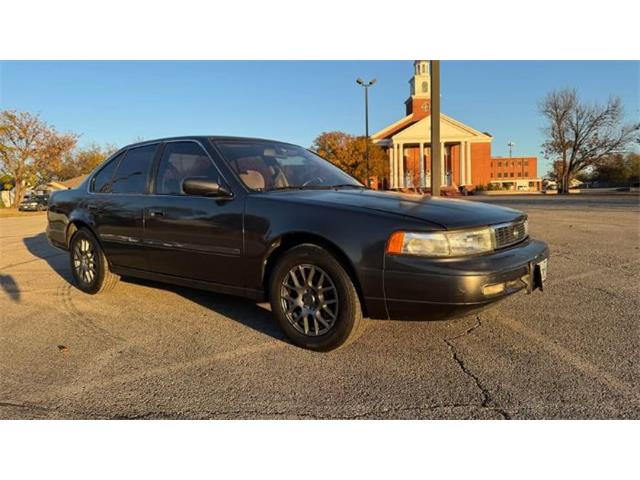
[525,258,547,293]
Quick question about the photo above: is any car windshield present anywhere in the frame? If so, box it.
[215,140,364,191]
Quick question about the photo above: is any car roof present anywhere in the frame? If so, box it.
[123,135,299,149]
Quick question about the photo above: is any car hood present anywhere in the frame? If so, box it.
[264,189,525,229]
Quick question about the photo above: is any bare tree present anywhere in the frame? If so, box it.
[539,88,639,193]
[0,110,77,207]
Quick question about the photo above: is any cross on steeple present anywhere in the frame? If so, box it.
[405,60,432,118]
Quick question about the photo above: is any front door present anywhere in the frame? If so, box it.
[142,141,245,287]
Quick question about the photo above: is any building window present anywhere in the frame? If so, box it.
[498,161,502,167]
[524,160,528,166]
[524,171,528,177]
[497,172,502,178]
[490,173,493,178]
[510,172,514,177]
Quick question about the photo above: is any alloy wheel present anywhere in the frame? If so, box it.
[73,238,97,285]
[280,264,339,336]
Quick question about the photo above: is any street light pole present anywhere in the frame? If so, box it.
[356,78,376,187]
[430,61,442,197]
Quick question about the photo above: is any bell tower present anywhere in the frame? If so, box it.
[405,60,431,119]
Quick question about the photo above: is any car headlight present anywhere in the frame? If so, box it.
[387,227,494,257]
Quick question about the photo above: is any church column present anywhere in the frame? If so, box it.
[419,142,425,188]
[393,144,398,188]
[387,148,393,188]
[390,145,394,188]
[398,143,405,188]
[466,142,472,185]
[441,142,446,185]
[460,141,466,185]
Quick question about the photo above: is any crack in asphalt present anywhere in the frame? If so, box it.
[443,316,512,420]
[0,402,511,420]
[104,403,507,420]
[0,401,50,412]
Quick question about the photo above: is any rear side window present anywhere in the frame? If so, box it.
[155,142,221,195]
[111,144,158,194]
[91,152,124,193]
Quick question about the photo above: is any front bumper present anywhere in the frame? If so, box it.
[383,238,549,320]
[19,204,39,211]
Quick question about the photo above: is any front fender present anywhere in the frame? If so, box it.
[243,195,430,303]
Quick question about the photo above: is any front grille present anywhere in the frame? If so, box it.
[492,220,528,249]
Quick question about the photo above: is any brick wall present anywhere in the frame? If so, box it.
[405,97,430,119]
[489,157,537,182]
[470,142,493,186]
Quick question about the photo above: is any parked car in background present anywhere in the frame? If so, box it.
[46,136,549,351]
[19,193,49,211]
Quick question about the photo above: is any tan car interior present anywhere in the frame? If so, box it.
[233,155,288,190]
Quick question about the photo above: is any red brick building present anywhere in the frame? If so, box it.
[489,157,541,191]
[371,61,540,191]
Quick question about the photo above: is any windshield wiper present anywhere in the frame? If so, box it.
[330,184,367,189]
[264,185,320,192]
[264,184,366,192]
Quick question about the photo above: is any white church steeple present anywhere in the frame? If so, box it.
[409,60,430,98]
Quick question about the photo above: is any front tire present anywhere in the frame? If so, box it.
[269,244,364,351]
[69,228,119,294]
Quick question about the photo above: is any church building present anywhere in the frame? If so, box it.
[371,61,540,191]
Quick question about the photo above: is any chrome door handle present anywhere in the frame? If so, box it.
[148,209,164,218]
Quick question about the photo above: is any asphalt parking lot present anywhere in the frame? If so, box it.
[1,195,639,419]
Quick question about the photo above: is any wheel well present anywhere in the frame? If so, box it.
[65,220,91,247]
[262,233,368,316]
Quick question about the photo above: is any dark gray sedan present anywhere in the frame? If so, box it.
[46,136,549,350]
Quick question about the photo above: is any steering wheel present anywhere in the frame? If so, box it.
[301,176,324,187]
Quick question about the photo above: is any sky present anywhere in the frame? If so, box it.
[1,61,638,174]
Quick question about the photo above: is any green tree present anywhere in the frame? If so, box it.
[592,152,640,183]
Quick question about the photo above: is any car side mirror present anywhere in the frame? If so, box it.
[182,178,232,198]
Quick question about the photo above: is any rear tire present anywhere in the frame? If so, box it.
[269,244,364,351]
[69,228,119,294]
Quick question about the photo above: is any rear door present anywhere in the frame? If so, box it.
[142,140,245,286]
[93,143,159,270]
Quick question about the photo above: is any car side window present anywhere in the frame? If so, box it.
[155,142,221,195]
[91,152,124,193]
[111,144,158,194]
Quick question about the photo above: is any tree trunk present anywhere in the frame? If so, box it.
[560,170,571,194]
[12,182,25,208]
